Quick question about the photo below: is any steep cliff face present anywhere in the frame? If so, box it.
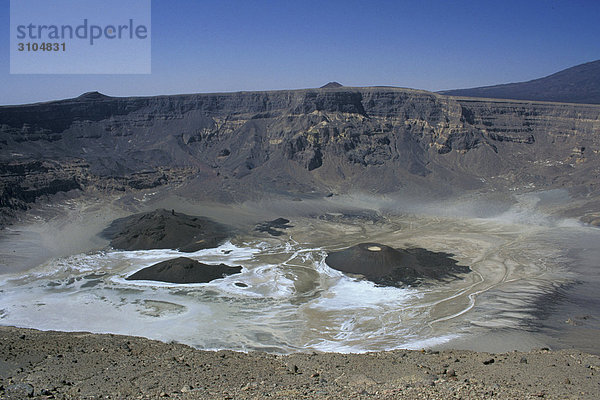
[1,87,600,211]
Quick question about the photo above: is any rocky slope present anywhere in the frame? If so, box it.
[441,59,600,104]
[1,326,599,399]
[1,87,600,217]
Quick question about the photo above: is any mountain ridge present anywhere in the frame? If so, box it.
[1,86,600,218]
[440,60,600,104]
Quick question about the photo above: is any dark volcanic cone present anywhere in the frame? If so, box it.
[325,243,469,287]
[126,257,242,284]
[101,209,230,252]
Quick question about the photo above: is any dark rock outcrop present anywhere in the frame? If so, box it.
[440,59,600,104]
[255,218,293,236]
[101,209,230,252]
[325,243,470,287]
[126,257,242,283]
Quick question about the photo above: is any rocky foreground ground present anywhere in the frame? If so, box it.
[1,327,598,399]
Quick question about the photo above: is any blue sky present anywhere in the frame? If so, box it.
[1,0,599,104]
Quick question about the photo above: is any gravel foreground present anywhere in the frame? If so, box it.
[1,327,599,399]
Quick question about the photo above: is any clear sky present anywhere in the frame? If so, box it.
[1,0,599,105]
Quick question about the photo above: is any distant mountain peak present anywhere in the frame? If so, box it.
[440,60,600,104]
[77,91,109,100]
[321,82,343,88]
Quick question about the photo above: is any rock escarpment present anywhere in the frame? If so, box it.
[0,159,81,211]
[325,243,469,287]
[2,86,600,216]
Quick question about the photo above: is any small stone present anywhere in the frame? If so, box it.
[159,392,169,397]
[564,378,571,384]
[446,369,456,377]
[311,372,320,378]
[180,385,192,393]
[242,382,257,391]
[520,357,528,364]
[287,363,299,373]
[483,358,495,365]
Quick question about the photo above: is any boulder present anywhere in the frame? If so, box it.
[325,243,469,287]
[126,257,242,284]
[102,209,230,252]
